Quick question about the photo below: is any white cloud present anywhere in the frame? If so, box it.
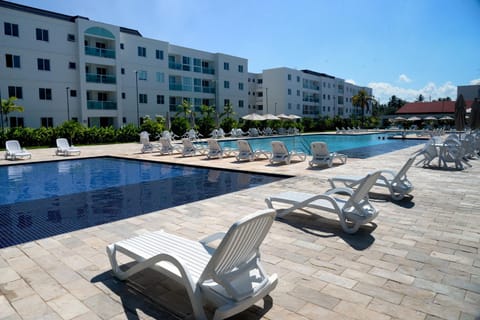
[398,74,412,83]
[368,81,457,104]
[470,79,480,85]
[345,79,356,85]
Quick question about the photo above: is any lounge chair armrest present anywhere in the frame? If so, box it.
[199,232,226,246]
[378,169,396,178]
[325,187,354,196]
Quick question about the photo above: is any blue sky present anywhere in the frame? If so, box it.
[12,0,480,103]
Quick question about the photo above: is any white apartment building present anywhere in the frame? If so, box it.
[1,1,372,129]
[0,0,248,128]
[248,68,373,119]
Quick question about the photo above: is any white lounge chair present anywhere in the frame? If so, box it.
[139,131,159,153]
[207,139,237,159]
[236,140,271,162]
[308,142,347,168]
[328,156,415,200]
[265,171,381,234]
[106,209,278,320]
[183,129,202,141]
[55,138,81,156]
[158,137,183,155]
[414,138,440,167]
[248,128,261,137]
[5,140,32,160]
[269,141,306,165]
[182,138,208,157]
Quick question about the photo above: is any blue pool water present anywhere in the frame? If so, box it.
[218,133,424,158]
[0,157,284,248]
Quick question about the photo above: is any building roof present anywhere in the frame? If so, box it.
[396,100,473,114]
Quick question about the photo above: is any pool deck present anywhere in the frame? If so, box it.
[0,136,479,320]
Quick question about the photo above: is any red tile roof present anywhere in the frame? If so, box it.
[396,100,473,114]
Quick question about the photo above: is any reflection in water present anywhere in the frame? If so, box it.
[0,160,284,248]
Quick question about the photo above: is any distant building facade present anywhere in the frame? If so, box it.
[1,0,372,128]
[248,68,373,119]
[457,85,480,101]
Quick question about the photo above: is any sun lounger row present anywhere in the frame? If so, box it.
[4,138,80,160]
[106,154,418,318]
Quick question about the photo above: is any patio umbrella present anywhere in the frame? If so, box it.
[393,116,407,122]
[454,94,466,131]
[469,98,480,129]
[407,116,421,121]
[287,114,302,120]
[242,113,265,121]
[439,115,454,121]
[190,112,196,128]
[423,116,437,121]
[263,113,280,120]
[276,113,290,119]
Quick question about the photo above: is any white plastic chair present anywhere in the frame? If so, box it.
[159,137,183,155]
[308,142,347,168]
[236,140,271,162]
[266,171,382,234]
[55,138,80,156]
[207,139,237,159]
[269,141,306,165]
[5,140,32,160]
[106,209,278,320]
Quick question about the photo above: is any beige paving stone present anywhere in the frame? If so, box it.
[312,270,357,289]
[11,294,56,319]
[0,267,20,284]
[0,295,16,318]
[333,300,391,320]
[352,282,404,305]
[0,279,36,302]
[321,283,372,306]
[62,278,103,301]
[368,297,426,320]
[298,302,355,319]
[341,268,387,287]
[83,293,124,319]
[47,293,90,320]
[401,296,460,320]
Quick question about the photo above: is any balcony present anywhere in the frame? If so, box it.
[85,46,116,59]
[169,84,182,91]
[86,73,116,84]
[87,100,117,110]
[168,61,182,70]
[202,87,215,94]
[202,67,215,75]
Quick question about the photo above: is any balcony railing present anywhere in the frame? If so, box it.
[168,61,182,70]
[169,84,182,91]
[85,46,115,59]
[202,67,215,75]
[86,73,116,84]
[202,87,215,94]
[87,100,117,110]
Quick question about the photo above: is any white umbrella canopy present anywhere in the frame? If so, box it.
[423,116,437,121]
[439,115,454,121]
[407,116,422,121]
[263,113,280,120]
[393,116,407,121]
[287,114,302,119]
[242,113,265,121]
[276,113,290,119]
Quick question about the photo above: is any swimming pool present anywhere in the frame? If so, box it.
[0,157,285,248]
[218,133,424,158]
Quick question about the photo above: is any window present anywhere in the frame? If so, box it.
[120,43,124,50]
[139,94,147,104]
[121,68,125,74]
[224,99,230,106]
[288,88,292,95]
[182,56,191,71]
[37,58,50,71]
[224,62,229,70]
[157,95,164,104]
[238,82,244,90]
[288,103,292,109]
[41,117,53,127]
[156,72,164,82]
[8,86,23,99]
[288,74,292,81]
[68,62,76,69]
[137,70,147,80]
[297,90,300,96]
[4,22,19,37]
[156,49,164,60]
[297,76,300,82]
[67,34,75,42]
[193,58,201,72]
[69,90,77,97]
[224,81,230,89]
[238,65,244,73]
[122,92,126,99]
[10,117,24,127]
[36,28,49,41]
[137,46,146,57]
[5,54,20,68]
[238,100,244,108]
[39,88,52,100]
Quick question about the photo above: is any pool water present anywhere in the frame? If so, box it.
[219,133,424,158]
[0,157,284,248]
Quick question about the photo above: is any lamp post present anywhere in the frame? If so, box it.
[275,102,277,115]
[65,87,70,121]
[135,70,139,127]
[0,89,4,131]
[265,87,269,114]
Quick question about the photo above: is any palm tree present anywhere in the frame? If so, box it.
[1,96,24,130]
[352,90,376,127]
[220,102,235,119]
[176,99,192,119]
[199,104,215,119]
